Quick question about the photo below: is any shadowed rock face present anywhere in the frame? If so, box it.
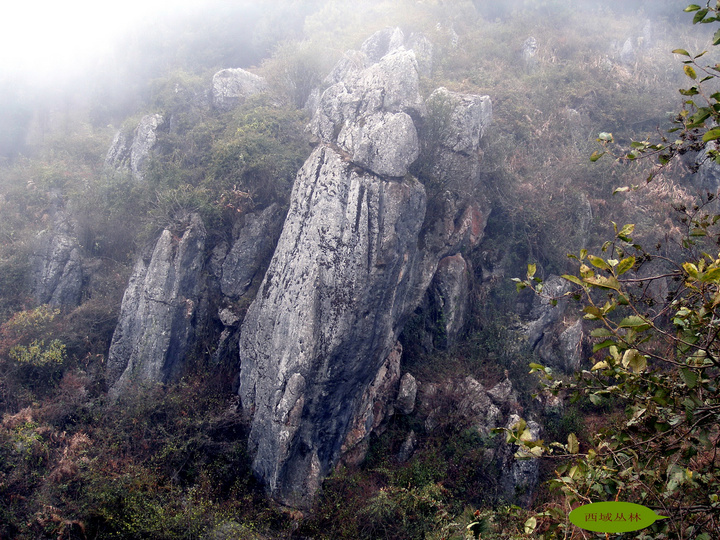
[107,214,206,396]
[238,147,428,507]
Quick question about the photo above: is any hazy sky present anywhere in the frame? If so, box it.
[0,0,209,81]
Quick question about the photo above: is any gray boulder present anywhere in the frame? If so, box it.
[360,27,405,63]
[220,204,284,298]
[396,372,417,415]
[340,341,402,466]
[107,214,206,395]
[212,68,267,111]
[525,275,585,372]
[620,38,635,66]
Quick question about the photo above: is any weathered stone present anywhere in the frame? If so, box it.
[487,377,514,405]
[456,377,502,436]
[341,341,402,466]
[525,274,585,372]
[559,319,584,372]
[429,254,470,349]
[620,37,635,66]
[336,110,419,177]
[107,214,206,395]
[309,48,423,177]
[219,308,240,327]
[407,33,433,77]
[105,114,164,182]
[212,68,267,111]
[30,230,83,309]
[522,37,538,72]
[221,204,284,298]
[360,27,405,63]
[422,88,492,191]
[238,146,429,508]
[396,373,417,415]
[397,430,417,463]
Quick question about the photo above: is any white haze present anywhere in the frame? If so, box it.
[0,0,210,83]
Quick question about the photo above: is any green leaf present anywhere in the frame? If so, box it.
[561,274,583,286]
[567,433,579,454]
[622,349,647,373]
[523,516,537,534]
[590,150,605,162]
[592,360,610,371]
[681,367,699,389]
[589,393,603,406]
[527,263,537,279]
[684,4,702,12]
[583,274,621,291]
[684,65,698,79]
[694,8,709,23]
[597,132,614,143]
[590,328,614,338]
[673,48,691,56]
[616,256,635,275]
[593,339,616,353]
[618,315,650,329]
[703,127,720,142]
[588,255,611,271]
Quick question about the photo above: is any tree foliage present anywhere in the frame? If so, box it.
[509,3,720,538]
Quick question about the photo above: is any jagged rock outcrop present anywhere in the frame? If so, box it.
[429,254,471,349]
[220,204,284,298]
[340,341,402,466]
[238,146,428,507]
[107,214,206,395]
[212,68,267,111]
[237,28,492,508]
[105,114,164,182]
[421,376,502,434]
[30,230,83,309]
[309,38,424,177]
[422,87,492,192]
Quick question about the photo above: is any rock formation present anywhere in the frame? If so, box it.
[106,214,206,396]
[29,200,83,310]
[220,203,284,299]
[237,28,492,508]
[105,114,164,182]
[30,230,83,309]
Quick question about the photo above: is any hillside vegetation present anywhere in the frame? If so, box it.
[0,1,716,538]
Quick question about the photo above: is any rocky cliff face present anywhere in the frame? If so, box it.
[106,214,206,396]
[237,28,493,508]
